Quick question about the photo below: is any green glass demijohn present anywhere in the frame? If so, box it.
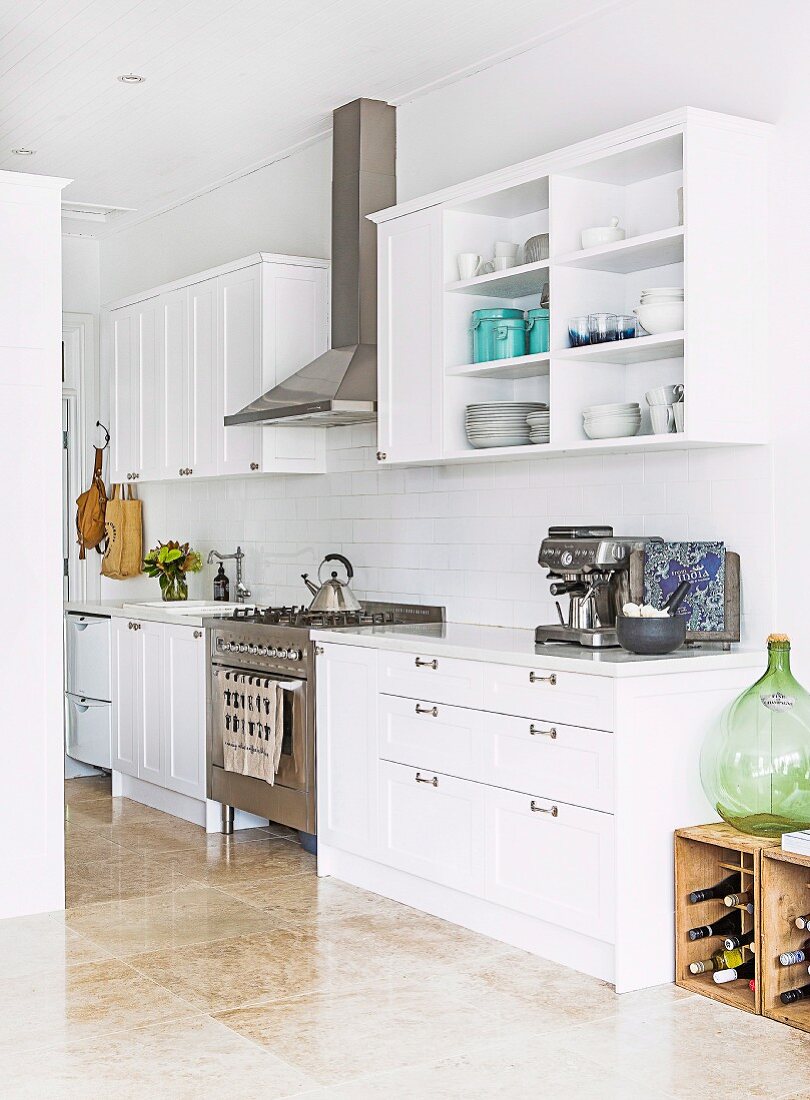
[700,635,810,836]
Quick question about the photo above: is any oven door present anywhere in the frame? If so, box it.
[210,666,308,791]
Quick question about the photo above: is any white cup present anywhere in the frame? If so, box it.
[457,253,482,280]
[491,257,512,272]
[494,241,518,259]
[673,402,685,432]
[650,405,675,434]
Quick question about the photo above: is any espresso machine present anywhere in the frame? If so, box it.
[535,526,661,648]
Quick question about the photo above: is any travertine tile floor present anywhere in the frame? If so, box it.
[1,775,807,1097]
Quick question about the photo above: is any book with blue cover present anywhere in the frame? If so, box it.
[643,541,726,632]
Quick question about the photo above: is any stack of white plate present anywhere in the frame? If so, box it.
[636,287,684,335]
[582,402,641,440]
[465,401,548,449]
[526,409,550,444]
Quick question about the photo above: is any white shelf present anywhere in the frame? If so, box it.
[447,351,550,380]
[555,331,684,365]
[445,259,549,298]
[552,226,684,273]
[442,433,748,464]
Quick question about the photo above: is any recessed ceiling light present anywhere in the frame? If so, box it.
[12,148,35,156]
[118,73,145,84]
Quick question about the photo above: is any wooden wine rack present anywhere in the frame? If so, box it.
[674,823,779,1015]
[761,847,810,1033]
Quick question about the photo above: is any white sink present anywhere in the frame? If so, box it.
[121,601,253,617]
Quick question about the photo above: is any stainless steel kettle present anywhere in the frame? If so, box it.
[301,554,361,613]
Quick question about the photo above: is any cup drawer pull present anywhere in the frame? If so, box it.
[415,772,438,787]
[530,724,557,738]
[415,658,438,670]
[530,800,558,816]
[529,671,557,685]
[415,704,439,717]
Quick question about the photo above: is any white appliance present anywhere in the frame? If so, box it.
[65,612,111,769]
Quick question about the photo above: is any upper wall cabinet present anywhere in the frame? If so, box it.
[104,254,329,483]
[370,108,770,465]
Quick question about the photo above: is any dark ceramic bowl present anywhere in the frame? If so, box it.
[616,614,687,655]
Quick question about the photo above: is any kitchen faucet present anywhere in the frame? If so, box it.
[207,546,251,602]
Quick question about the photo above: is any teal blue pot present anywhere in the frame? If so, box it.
[526,308,550,355]
[471,308,526,363]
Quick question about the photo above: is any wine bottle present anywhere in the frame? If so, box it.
[795,914,810,930]
[723,890,754,912]
[689,872,741,904]
[779,939,810,967]
[723,928,755,951]
[780,982,810,1005]
[688,911,741,942]
[713,958,755,984]
[689,946,748,974]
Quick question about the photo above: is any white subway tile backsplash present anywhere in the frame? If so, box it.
[134,433,773,644]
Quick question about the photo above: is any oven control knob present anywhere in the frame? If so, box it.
[228,641,239,652]
[248,645,258,655]
[258,646,267,657]
[268,647,278,658]
[293,649,303,661]
[279,648,289,659]
[560,550,574,567]
[238,644,248,653]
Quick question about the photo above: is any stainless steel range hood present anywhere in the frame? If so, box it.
[225,98,396,428]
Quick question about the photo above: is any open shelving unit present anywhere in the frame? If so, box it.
[372,109,770,466]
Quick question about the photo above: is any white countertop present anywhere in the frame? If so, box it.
[310,621,763,678]
[64,599,244,628]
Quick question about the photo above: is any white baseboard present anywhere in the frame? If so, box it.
[113,771,267,833]
[318,844,615,986]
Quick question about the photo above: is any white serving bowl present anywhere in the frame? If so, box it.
[635,302,684,334]
[583,402,640,416]
[583,418,641,440]
[581,218,625,250]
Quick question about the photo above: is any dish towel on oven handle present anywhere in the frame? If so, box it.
[222,675,296,785]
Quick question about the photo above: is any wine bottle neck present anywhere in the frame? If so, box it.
[767,644,792,674]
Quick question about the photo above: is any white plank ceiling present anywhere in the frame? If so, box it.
[0,0,620,226]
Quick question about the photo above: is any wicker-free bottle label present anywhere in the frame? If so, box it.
[761,691,795,711]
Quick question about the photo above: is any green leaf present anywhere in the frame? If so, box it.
[164,549,183,564]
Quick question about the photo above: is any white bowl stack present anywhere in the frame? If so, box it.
[526,410,550,444]
[465,401,548,449]
[582,402,641,440]
[635,287,684,335]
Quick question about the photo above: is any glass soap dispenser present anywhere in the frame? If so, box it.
[700,634,810,836]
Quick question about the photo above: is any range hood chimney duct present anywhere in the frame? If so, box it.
[225,98,396,428]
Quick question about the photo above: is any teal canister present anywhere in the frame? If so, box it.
[471,307,526,363]
[526,307,550,355]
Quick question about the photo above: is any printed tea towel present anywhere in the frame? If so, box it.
[643,541,726,632]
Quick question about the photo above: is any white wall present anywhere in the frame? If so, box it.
[98,0,810,663]
[100,138,331,303]
[62,236,100,314]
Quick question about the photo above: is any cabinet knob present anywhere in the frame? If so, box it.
[415,704,439,717]
[529,724,557,739]
[415,772,438,787]
[530,800,558,816]
[187,468,193,476]
[376,451,387,461]
[250,462,259,471]
[128,621,133,629]
[415,657,438,670]
[127,473,132,480]
[529,671,556,685]
[193,630,202,639]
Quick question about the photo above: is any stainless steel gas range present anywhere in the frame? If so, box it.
[204,602,444,839]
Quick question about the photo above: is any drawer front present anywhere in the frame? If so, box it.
[66,693,112,770]
[378,760,485,895]
[483,714,614,813]
[378,694,483,781]
[378,651,484,709]
[484,786,615,941]
[66,613,111,701]
[483,663,613,730]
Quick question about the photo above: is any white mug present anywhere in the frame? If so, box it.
[494,240,518,258]
[491,257,513,272]
[650,404,675,434]
[457,253,482,280]
[673,402,685,432]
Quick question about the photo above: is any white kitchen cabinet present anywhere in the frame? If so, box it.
[163,624,206,800]
[376,207,443,464]
[110,617,205,800]
[104,253,329,483]
[187,278,219,478]
[378,760,486,895]
[316,642,378,858]
[484,787,615,941]
[110,617,138,777]
[157,287,188,480]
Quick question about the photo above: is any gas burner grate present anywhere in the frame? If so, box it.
[230,605,401,628]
